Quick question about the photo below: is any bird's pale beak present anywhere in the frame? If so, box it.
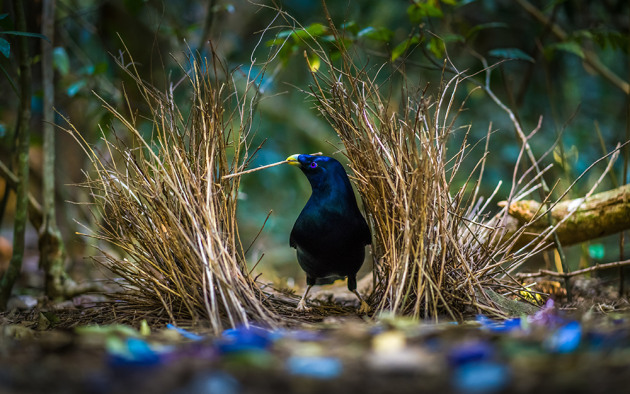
[286,154,301,166]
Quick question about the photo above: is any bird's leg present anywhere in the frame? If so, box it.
[296,285,313,312]
[352,289,371,314]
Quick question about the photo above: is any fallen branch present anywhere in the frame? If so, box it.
[500,183,630,249]
[515,259,630,279]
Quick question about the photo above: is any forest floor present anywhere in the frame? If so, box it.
[2,277,630,393]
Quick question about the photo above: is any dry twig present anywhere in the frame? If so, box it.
[515,259,630,280]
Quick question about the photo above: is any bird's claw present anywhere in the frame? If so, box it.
[358,300,371,315]
[296,299,312,312]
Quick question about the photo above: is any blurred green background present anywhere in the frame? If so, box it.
[0,0,628,288]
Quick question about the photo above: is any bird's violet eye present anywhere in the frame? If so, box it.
[309,162,318,168]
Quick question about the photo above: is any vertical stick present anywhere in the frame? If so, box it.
[40,0,71,300]
[0,0,31,309]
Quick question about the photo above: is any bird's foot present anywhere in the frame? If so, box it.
[358,300,372,315]
[296,299,312,312]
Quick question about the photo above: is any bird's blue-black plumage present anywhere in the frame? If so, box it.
[288,154,371,292]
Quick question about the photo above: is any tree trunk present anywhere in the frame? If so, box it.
[0,0,32,310]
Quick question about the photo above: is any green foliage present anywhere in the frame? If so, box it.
[464,22,508,41]
[0,38,9,58]
[0,0,627,283]
[544,41,585,60]
[488,48,535,63]
[407,0,445,21]
[357,27,393,43]
[392,36,421,61]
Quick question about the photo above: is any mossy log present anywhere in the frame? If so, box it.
[500,183,630,249]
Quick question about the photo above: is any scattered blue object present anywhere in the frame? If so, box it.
[476,315,522,333]
[276,329,324,342]
[108,338,161,366]
[453,361,510,393]
[448,341,495,366]
[545,321,582,354]
[175,372,240,394]
[286,356,343,379]
[167,324,204,341]
[217,325,273,353]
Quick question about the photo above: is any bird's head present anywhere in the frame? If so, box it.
[286,153,349,192]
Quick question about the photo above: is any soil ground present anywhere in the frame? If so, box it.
[2,278,630,394]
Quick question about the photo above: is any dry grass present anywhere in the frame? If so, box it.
[290,19,549,321]
[61,50,277,333]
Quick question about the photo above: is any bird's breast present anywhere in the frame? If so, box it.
[292,206,365,250]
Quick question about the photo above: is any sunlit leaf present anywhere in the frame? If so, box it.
[53,47,69,76]
[553,146,563,166]
[407,0,443,23]
[358,26,393,42]
[0,38,9,58]
[488,48,534,62]
[265,38,285,47]
[341,21,359,35]
[307,52,320,72]
[391,36,420,61]
[294,23,327,40]
[428,37,444,58]
[276,30,293,39]
[427,34,466,58]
